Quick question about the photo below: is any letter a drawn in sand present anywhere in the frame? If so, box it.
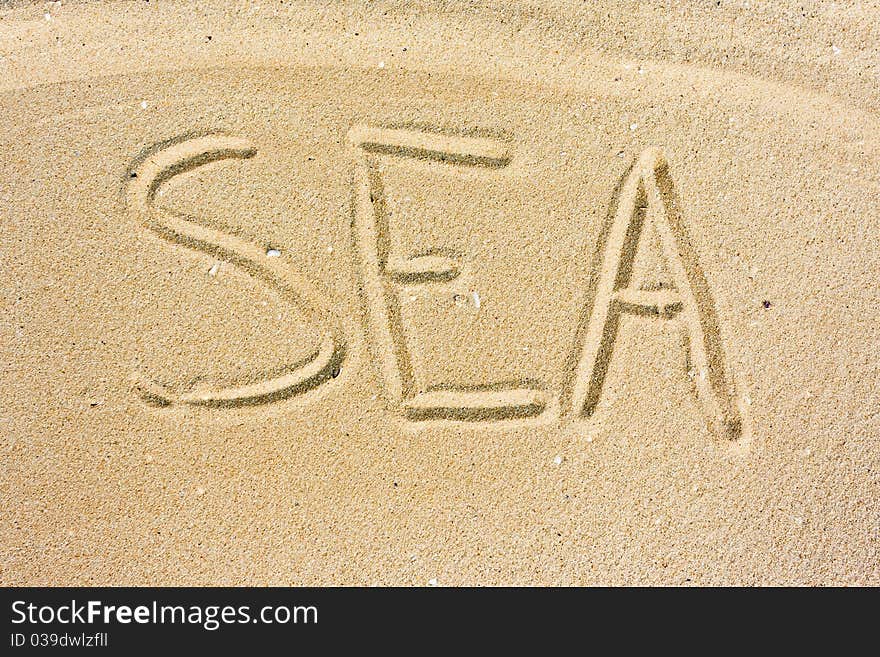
[127,134,344,407]
[566,148,745,440]
[349,126,548,422]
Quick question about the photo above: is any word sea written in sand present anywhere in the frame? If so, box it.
[128,127,746,442]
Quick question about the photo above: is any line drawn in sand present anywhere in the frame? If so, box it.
[561,148,746,441]
[348,125,550,422]
[127,133,345,408]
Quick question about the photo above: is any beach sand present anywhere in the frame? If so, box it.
[1,0,878,585]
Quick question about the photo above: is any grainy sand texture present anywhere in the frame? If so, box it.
[1,0,878,585]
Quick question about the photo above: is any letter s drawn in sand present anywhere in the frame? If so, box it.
[563,148,746,441]
[127,133,345,407]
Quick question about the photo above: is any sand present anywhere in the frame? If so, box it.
[1,0,877,585]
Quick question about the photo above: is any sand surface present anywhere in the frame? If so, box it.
[1,0,878,585]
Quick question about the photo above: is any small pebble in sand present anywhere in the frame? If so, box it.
[553,455,562,465]
[378,61,385,69]
[427,578,438,587]
[140,100,148,109]
[832,45,841,55]
[629,123,639,131]
[208,263,220,276]
[266,248,281,257]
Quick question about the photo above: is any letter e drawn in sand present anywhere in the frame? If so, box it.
[348,125,548,423]
[563,148,746,441]
[127,133,345,408]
